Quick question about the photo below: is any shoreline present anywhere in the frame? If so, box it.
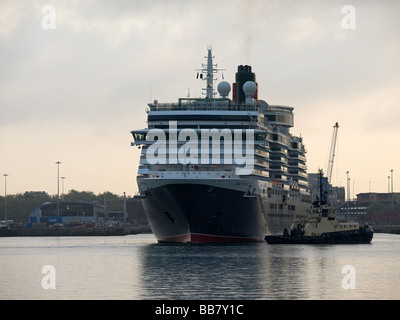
[1,225,399,237]
[0,225,152,237]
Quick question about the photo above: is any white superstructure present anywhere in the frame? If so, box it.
[130,48,311,242]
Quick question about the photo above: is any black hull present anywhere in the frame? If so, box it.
[140,183,309,243]
[265,227,374,244]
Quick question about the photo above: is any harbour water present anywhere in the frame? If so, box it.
[1,233,399,300]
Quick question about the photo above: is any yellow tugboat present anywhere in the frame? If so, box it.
[265,170,373,244]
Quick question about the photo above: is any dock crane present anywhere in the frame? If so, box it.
[327,122,339,184]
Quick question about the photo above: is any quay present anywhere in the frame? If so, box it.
[0,225,151,237]
[372,225,400,235]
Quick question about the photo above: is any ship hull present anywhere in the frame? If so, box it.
[139,180,310,243]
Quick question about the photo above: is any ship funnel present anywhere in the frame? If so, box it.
[233,65,258,104]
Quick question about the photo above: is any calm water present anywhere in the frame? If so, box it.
[1,233,399,300]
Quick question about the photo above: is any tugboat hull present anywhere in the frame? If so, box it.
[265,227,374,245]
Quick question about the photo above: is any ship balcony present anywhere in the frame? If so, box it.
[254,159,269,168]
[269,156,288,163]
[288,139,305,152]
[288,171,308,179]
[253,169,269,178]
[268,166,288,173]
[255,148,269,158]
[269,147,288,156]
[288,162,307,170]
[288,153,307,162]
[145,170,239,180]
[131,128,266,145]
[264,114,294,127]
[266,136,291,148]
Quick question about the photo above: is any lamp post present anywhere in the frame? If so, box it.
[61,177,65,200]
[3,174,8,221]
[346,171,350,215]
[56,161,61,216]
[390,169,394,193]
[390,169,394,209]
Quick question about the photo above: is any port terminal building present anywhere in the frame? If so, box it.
[336,192,400,226]
[28,198,147,228]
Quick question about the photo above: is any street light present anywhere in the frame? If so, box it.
[390,169,394,193]
[346,171,350,215]
[390,169,394,210]
[61,177,65,200]
[56,161,61,216]
[3,174,8,221]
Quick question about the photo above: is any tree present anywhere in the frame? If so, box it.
[0,190,127,223]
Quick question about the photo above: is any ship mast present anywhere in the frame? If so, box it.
[206,48,214,99]
[196,46,224,99]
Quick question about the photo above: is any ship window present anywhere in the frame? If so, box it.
[255,132,267,141]
[133,132,147,141]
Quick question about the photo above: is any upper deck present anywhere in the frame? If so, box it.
[148,97,293,114]
[147,98,294,128]
[148,98,257,112]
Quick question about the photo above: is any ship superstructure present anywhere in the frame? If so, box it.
[131,48,310,243]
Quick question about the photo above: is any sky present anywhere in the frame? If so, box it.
[1,0,399,197]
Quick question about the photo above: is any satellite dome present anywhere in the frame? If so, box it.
[217,81,231,97]
[243,81,257,97]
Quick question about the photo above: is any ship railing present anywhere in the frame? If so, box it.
[148,101,259,112]
[150,165,236,172]
[265,105,294,114]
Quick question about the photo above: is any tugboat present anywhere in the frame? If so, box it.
[265,170,374,244]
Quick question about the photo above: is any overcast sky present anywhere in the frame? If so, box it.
[1,0,399,197]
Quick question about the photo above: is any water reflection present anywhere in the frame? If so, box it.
[1,234,398,300]
[137,243,352,300]
[138,243,267,299]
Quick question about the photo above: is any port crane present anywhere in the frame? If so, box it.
[327,122,339,184]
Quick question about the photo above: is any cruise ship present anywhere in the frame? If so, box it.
[131,48,311,243]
